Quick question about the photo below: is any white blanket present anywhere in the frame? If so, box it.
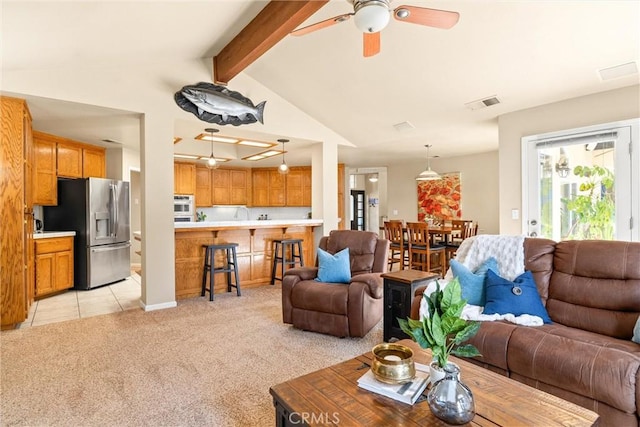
[420,234,543,326]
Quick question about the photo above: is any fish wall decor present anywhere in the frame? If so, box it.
[174,82,266,126]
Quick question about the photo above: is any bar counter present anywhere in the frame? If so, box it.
[174,219,323,299]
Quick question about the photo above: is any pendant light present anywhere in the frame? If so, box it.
[204,128,219,169]
[277,138,289,175]
[415,144,441,181]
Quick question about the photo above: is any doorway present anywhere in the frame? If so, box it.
[522,119,639,241]
[350,190,365,231]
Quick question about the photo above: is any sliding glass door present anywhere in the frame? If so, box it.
[522,119,639,242]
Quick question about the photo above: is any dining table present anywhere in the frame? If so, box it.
[380,224,454,246]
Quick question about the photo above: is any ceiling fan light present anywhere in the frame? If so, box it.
[354,2,390,33]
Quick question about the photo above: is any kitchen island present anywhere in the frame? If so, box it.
[174,219,323,299]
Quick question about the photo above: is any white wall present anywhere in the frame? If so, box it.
[386,151,500,235]
[498,85,640,235]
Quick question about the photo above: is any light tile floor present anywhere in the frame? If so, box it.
[20,273,142,328]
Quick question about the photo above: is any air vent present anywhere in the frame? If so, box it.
[101,138,122,145]
[598,61,638,81]
[393,121,415,132]
[464,95,501,111]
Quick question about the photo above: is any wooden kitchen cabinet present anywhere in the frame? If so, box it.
[35,236,74,297]
[251,169,270,207]
[35,131,106,181]
[269,170,286,206]
[33,133,57,205]
[83,146,106,178]
[174,162,196,195]
[229,169,249,205]
[286,167,312,207]
[212,168,231,205]
[195,166,249,207]
[195,165,212,207]
[57,141,83,178]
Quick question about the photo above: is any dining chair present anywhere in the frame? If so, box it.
[383,220,408,271]
[445,221,478,265]
[405,222,445,277]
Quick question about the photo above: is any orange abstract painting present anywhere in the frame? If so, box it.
[417,173,461,221]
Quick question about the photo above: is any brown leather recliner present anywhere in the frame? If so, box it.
[282,230,390,338]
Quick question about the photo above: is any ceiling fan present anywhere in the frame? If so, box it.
[290,0,459,57]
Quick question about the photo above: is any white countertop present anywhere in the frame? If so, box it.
[174,219,323,229]
[33,231,76,239]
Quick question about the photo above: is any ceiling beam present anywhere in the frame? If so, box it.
[213,0,328,85]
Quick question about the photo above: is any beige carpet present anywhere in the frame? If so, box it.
[1,285,384,426]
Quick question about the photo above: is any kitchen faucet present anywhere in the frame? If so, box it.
[234,206,250,220]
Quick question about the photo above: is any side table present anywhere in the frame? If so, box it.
[381,270,439,342]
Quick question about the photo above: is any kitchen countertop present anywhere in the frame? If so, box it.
[33,231,76,239]
[174,219,323,229]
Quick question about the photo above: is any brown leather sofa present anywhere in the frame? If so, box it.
[282,230,390,338]
[410,238,640,426]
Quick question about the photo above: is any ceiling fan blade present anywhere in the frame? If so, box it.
[363,32,380,57]
[393,5,459,29]
[290,13,353,36]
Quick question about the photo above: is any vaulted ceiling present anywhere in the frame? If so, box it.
[2,1,639,168]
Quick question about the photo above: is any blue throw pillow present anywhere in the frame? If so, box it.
[316,247,351,284]
[483,270,552,324]
[450,257,499,306]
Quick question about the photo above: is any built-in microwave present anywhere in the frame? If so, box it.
[174,195,194,222]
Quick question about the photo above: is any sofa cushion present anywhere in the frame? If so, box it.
[547,240,640,339]
[316,247,351,283]
[507,325,640,415]
[290,280,348,315]
[450,256,498,306]
[483,270,552,324]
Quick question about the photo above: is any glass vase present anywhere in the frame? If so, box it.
[427,364,475,425]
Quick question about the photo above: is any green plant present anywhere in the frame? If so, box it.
[196,211,207,222]
[398,278,481,368]
[563,165,614,240]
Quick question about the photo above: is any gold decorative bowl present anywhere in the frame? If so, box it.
[371,343,416,384]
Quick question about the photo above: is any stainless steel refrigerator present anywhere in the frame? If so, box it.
[44,177,131,290]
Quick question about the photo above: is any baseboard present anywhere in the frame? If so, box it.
[140,300,177,312]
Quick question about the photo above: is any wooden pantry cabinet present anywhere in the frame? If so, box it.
[1,96,34,329]
[34,236,74,297]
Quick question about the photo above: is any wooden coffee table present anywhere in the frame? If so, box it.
[269,339,599,426]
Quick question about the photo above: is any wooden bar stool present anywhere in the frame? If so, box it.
[201,242,241,301]
[270,238,304,285]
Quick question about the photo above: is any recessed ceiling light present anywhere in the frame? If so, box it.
[238,140,274,148]
[195,133,239,143]
[173,154,200,160]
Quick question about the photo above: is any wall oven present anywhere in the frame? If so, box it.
[174,195,194,222]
